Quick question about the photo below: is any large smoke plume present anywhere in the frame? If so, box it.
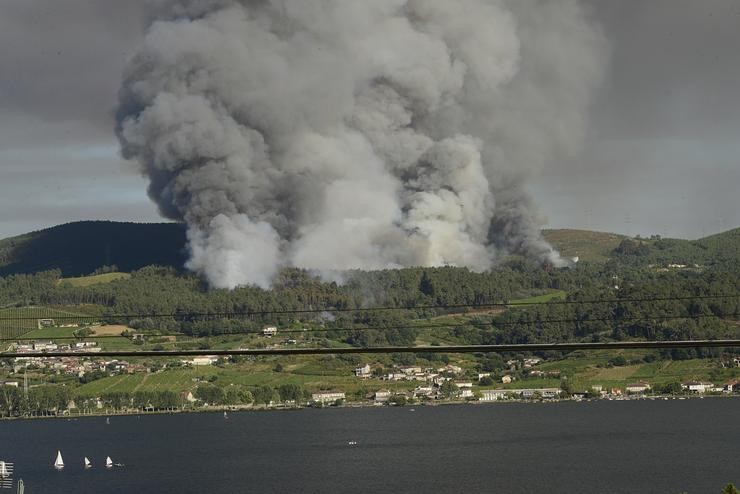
[117,0,607,288]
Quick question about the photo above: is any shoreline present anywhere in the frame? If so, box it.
[2,393,737,422]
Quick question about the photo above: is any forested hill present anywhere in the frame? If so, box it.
[0,221,738,277]
[611,228,740,268]
[0,221,187,277]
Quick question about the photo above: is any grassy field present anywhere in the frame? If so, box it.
[0,306,97,338]
[509,290,567,305]
[73,362,413,398]
[59,272,131,287]
[542,229,626,262]
[18,326,79,339]
[76,370,203,396]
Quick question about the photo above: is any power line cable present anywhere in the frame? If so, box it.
[2,339,739,359]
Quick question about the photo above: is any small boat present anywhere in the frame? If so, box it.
[84,457,92,469]
[347,441,357,446]
[106,417,110,425]
[0,461,8,479]
[224,411,228,419]
[105,457,113,469]
[54,451,64,470]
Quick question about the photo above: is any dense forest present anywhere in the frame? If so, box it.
[0,222,737,353]
[1,256,737,352]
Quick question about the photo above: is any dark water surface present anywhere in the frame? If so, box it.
[0,399,738,493]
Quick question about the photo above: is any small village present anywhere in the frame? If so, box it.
[1,327,738,417]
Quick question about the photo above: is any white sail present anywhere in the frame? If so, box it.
[105,456,113,468]
[84,457,91,468]
[54,451,64,470]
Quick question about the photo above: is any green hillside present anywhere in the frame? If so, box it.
[0,221,187,277]
[60,272,132,287]
[542,229,626,262]
[612,227,740,267]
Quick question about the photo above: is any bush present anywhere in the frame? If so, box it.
[608,355,627,367]
[479,376,494,386]
[389,395,407,406]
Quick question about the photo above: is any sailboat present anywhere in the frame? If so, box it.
[223,411,228,419]
[54,451,64,470]
[105,457,113,469]
[84,457,92,469]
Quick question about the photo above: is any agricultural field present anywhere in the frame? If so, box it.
[508,290,567,306]
[72,360,408,398]
[542,228,625,262]
[75,369,201,396]
[0,306,97,339]
[59,272,131,287]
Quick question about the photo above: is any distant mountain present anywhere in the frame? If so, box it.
[0,221,187,277]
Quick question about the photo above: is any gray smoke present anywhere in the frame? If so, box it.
[117,0,607,288]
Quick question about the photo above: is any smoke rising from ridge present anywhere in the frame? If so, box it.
[116,0,606,289]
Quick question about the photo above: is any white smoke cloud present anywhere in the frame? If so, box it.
[117,0,607,288]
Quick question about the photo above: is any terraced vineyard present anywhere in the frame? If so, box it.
[0,306,98,339]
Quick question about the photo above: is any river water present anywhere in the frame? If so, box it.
[0,399,737,493]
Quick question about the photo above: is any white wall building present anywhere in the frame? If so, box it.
[480,389,509,401]
[355,364,372,378]
[262,326,278,337]
[312,391,345,403]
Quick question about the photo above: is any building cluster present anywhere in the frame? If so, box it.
[356,363,465,383]
[480,388,562,401]
[4,355,147,379]
[606,379,738,396]
[12,340,101,354]
[350,359,740,405]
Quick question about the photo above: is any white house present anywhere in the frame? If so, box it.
[501,375,513,384]
[374,390,392,403]
[681,381,714,393]
[355,364,372,378]
[625,381,651,394]
[186,356,218,366]
[262,326,278,337]
[520,388,561,399]
[311,391,345,403]
[413,386,434,398]
[480,389,509,401]
[438,364,463,375]
[399,366,422,375]
[33,341,58,352]
[181,391,196,403]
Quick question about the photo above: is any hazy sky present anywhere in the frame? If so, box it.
[0,0,738,240]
